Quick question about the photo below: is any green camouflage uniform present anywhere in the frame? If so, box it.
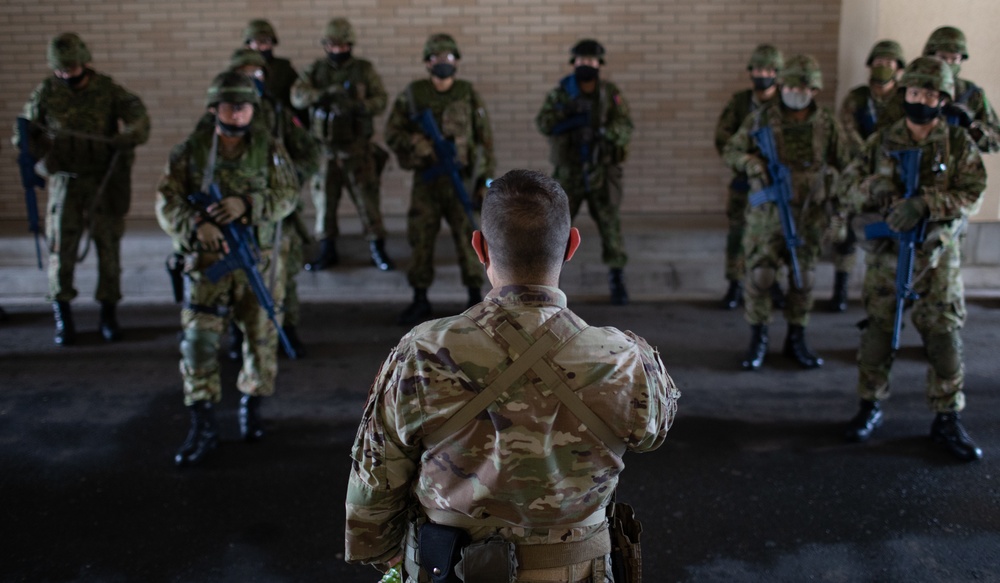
[15,71,150,303]
[715,89,778,281]
[345,285,679,578]
[155,124,298,406]
[836,119,985,412]
[535,77,633,268]
[723,101,853,326]
[385,79,494,290]
[291,55,389,242]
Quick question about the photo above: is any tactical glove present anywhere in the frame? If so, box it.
[887,196,928,232]
[867,175,899,207]
[942,102,974,128]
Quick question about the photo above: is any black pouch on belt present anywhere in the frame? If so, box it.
[419,522,469,583]
[455,536,517,583]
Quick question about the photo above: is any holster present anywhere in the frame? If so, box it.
[418,522,469,583]
[609,502,643,583]
[165,253,185,304]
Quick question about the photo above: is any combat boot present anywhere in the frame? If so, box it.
[609,268,629,306]
[53,301,76,346]
[466,287,482,309]
[783,324,824,368]
[304,238,339,271]
[239,394,265,442]
[845,399,883,442]
[398,288,432,325]
[769,282,786,310]
[281,325,305,358]
[174,401,219,467]
[99,301,122,342]
[828,271,849,312]
[741,324,768,370]
[930,412,983,462]
[226,321,243,361]
[369,239,395,271]
[721,280,743,310]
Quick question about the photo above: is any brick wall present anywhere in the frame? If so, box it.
[0,0,841,223]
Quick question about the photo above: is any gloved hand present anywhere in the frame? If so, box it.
[867,174,899,207]
[110,133,136,150]
[823,213,848,244]
[743,155,769,184]
[942,102,974,128]
[887,196,928,232]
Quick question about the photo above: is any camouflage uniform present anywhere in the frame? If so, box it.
[291,19,390,246]
[156,110,298,406]
[243,20,301,120]
[715,45,783,289]
[535,45,633,271]
[837,111,985,412]
[384,38,494,296]
[345,284,680,580]
[14,34,150,306]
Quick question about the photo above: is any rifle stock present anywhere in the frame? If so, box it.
[187,184,297,360]
[748,126,803,288]
[15,117,44,270]
[412,108,478,229]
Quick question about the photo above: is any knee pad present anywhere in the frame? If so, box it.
[180,329,221,371]
[858,325,894,368]
[750,266,776,293]
[925,330,963,380]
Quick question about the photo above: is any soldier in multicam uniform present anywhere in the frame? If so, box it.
[385,33,495,325]
[219,48,320,359]
[243,19,301,121]
[723,54,853,371]
[830,40,907,313]
[715,44,784,311]
[13,32,150,346]
[835,57,985,462]
[291,17,393,272]
[156,72,299,467]
[536,39,634,306]
[345,169,680,582]
[922,26,1000,155]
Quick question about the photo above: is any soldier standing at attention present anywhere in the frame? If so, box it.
[723,55,853,371]
[536,39,634,305]
[14,32,150,346]
[345,169,680,582]
[291,18,393,272]
[835,57,985,462]
[830,40,907,313]
[156,72,299,467]
[715,44,784,311]
[243,19,301,121]
[385,33,495,325]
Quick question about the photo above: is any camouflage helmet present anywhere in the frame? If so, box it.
[866,40,905,69]
[746,44,784,72]
[779,54,823,90]
[205,70,260,107]
[922,26,968,60]
[244,19,278,45]
[228,48,267,72]
[899,56,955,100]
[324,17,356,45]
[423,33,461,61]
[569,39,606,65]
[47,32,92,71]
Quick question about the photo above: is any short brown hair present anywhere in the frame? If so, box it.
[480,169,571,280]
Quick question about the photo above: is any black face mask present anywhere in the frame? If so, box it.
[751,76,775,91]
[328,51,352,65]
[59,68,89,88]
[430,63,456,79]
[259,49,274,62]
[217,119,251,137]
[574,65,599,83]
[903,101,942,125]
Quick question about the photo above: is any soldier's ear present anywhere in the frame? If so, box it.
[471,230,489,265]
[564,227,581,262]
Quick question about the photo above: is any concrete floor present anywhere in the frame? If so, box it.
[2,293,999,582]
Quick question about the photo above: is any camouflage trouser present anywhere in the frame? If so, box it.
[554,164,628,269]
[311,144,386,242]
[832,216,859,273]
[282,217,305,327]
[179,250,286,406]
[725,180,750,281]
[406,174,484,290]
[45,172,125,303]
[742,202,825,326]
[856,239,966,412]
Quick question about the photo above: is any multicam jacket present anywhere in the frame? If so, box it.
[345,284,679,566]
